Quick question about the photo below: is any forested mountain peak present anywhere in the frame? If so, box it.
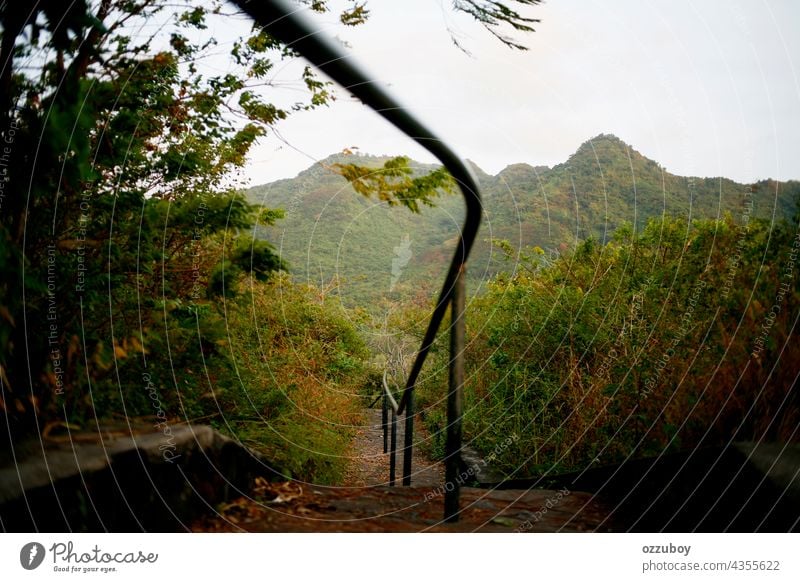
[497,163,548,182]
[558,133,660,174]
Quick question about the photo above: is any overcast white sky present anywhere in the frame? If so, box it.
[236,0,800,185]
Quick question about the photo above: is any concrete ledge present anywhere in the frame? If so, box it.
[484,442,800,532]
[0,425,282,532]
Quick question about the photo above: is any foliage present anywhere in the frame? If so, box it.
[333,156,454,213]
[0,0,323,433]
[210,276,370,484]
[452,0,542,50]
[411,210,800,478]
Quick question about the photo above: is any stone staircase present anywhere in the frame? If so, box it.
[2,421,797,532]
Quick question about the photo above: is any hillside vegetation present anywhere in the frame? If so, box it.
[407,212,800,477]
[247,134,800,308]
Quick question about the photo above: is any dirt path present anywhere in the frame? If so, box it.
[342,407,444,488]
[192,480,615,532]
[191,407,617,532]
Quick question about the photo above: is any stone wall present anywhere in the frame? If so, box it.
[0,425,282,532]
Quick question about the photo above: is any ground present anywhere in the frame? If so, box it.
[342,407,444,488]
[192,408,615,532]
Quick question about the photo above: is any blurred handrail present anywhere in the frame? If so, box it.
[233,0,482,522]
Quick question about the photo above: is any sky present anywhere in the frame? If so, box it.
[234,0,800,186]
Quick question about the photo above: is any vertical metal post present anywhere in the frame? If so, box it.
[389,407,397,486]
[382,393,388,454]
[402,388,414,486]
[444,266,466,522]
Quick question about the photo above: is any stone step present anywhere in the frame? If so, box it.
[192,480,611,532]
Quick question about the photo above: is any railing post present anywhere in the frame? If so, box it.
[402,388,414,486]
[382,393,388,454]
[444,265,466,522]
[389,406,397,486]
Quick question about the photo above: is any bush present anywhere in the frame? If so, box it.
[413,213,800,479]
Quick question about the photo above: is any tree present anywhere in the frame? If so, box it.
[0,0,539,436]
[0,0,301,433]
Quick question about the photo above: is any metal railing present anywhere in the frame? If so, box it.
[380,371,401,486]
[234,0,482,522]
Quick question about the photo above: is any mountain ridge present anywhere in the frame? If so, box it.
[247,133,800,308]
[274,134,798,185]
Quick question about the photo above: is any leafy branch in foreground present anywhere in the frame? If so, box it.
[452,0,542,50]
[332,156,455,213]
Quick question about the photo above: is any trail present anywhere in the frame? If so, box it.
[343,407,444,488]
[192,408,615,532]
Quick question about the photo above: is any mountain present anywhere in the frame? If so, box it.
[246,134,800,308]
